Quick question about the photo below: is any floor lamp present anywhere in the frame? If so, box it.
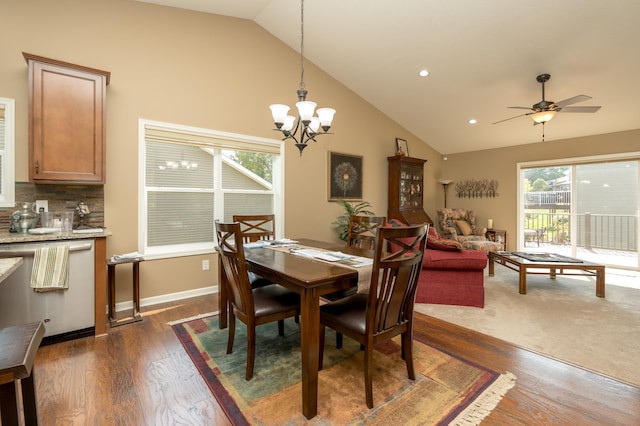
[439,180,453,208]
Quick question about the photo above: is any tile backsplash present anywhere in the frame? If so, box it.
[1,182,104,231]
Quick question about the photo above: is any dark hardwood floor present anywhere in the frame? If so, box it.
[31,294,639,425]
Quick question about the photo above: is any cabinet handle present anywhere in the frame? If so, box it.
[35,160,39,174]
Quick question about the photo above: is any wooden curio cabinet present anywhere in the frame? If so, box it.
[24,53,110,184]
[387,156,433,225]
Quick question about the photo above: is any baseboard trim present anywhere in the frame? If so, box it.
[113,285,218,313]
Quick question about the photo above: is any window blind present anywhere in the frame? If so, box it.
[145,124,281,155]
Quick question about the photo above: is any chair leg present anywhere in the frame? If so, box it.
[364,344,374,409]
[226,311,236,354]
[402,330,416,380]
[246,325,256,380]
[336,332,343,349]
[21,371,38,426]
[277,319,284,336]
[319,324,325,371]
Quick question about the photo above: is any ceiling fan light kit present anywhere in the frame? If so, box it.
[494,73,601,130]
[531,110,555,124]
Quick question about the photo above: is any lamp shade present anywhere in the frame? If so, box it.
[531,110,555,124]
[282,115,296,132]
[316,108,336,128]
[296,101,317,122]
[308,117,320,134]
[269,104,290,125]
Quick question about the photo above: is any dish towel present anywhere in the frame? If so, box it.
[30,245,70,292]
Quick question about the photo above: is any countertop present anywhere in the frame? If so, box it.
[0,228,112,244]
[0,257,23,284]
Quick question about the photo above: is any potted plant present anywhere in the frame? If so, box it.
[332,199,375,241]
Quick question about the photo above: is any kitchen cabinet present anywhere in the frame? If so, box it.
[387,156,433,225]
[23,53,110,184]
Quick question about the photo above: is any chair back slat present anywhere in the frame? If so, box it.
[215,221,255,315]
[347,216,387,250]
[367,224,427,336]
[233,214,276,243]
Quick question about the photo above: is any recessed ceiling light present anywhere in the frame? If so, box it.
[419,70,429,77]
[468,119,477,124]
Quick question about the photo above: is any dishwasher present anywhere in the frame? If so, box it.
[0,239,95,344]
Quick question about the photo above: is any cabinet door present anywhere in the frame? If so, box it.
[410,165,423,208]
[28,58,107,183]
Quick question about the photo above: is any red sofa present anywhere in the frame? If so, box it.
[415,248,488,308]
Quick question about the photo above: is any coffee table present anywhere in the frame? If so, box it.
[488,251,605,297]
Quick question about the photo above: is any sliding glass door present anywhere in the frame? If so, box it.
[519,155,639,271]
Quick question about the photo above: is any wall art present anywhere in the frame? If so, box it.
[328,152,363,201]
[454,179,499,198]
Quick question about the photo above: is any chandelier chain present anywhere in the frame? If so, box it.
[299,0,305,90]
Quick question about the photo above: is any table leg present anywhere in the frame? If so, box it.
[21,371,38,426]
[218,256,228,329]
[0,381,18,425]
[519,266,527,294]
[108,264,116,322]
[550,268,557,279]
[488,255,495,276]
[300,287,320,419]
[133,262,140,315]
[596,267,606,298]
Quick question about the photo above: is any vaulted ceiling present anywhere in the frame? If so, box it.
[137,0,640,154]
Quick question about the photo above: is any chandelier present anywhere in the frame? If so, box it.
[269,0,336,156]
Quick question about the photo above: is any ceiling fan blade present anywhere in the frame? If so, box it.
[507,106,533,110]
[493,112,531,124]
[555,95,592,107]
[558,105,601,113]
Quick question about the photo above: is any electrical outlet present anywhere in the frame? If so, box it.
[202,259,210,270]
[35,200,49,213]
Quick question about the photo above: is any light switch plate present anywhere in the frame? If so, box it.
[35,200,49,213]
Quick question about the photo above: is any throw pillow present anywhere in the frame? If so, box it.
[427,237,462,251]
[426,225,462,251]
[455,220,473,236]
[384,219,407,228]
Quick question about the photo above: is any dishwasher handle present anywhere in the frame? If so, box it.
[0,242,93,257]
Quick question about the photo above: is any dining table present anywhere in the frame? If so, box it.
[217,238,370,419]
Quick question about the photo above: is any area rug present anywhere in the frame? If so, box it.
[171,314,515,425]
[415,265,640,387]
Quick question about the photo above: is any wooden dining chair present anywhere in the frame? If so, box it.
[319,224,427,408]
[232,214,276,243]
[347,215,387,250]
[233,214,277,289]
[215,220,300,380]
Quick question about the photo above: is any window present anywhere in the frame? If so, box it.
[139,119,283,258]
[518,153,640,271]
[0,98,15,207]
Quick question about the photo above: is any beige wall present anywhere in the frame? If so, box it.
[440,129,640,249]
[1,0,441,301]
[2,0,637,302]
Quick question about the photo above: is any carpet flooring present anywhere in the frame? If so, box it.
[171,314,516,425]
[415,264,640,387]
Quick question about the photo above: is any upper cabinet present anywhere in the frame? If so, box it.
[24,53,110,184]
[387,155,433,225]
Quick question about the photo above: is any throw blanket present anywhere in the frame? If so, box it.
[30,246,70,292]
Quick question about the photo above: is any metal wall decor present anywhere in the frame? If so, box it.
[454,179,499,198]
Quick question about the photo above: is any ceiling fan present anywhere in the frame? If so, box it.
[493,74,601,125]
